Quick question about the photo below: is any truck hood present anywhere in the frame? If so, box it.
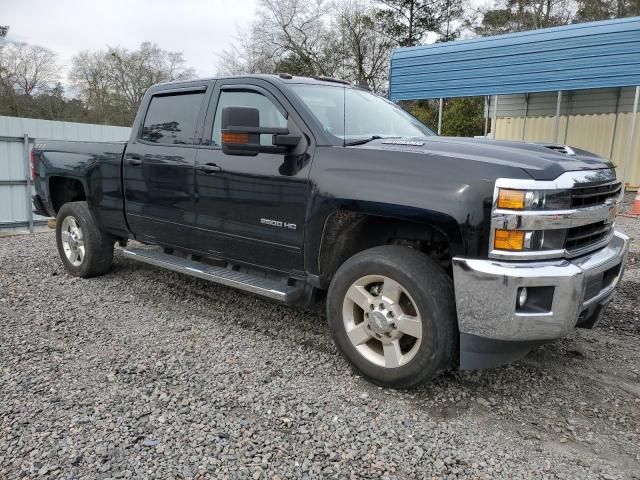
[356,137,614,181]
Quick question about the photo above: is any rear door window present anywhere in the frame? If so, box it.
[141,92,205,145]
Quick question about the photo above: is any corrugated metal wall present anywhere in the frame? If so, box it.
[493,88,638,117]
[389,16,640,100]
[0,116,131,228]
[491,88,640,188]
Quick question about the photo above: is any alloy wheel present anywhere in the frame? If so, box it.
[60,215,85,267]
[342,274,423,368]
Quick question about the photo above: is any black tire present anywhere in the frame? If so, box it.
[56,201,114,278]
[327,245,457,388]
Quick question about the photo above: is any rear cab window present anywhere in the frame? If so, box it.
[140,91,205,145]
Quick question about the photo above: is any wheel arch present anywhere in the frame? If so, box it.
[49,176,88,214]
[314,206,463,289]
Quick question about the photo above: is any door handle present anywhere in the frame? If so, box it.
[197,163,222,174]
[126,156,143,166]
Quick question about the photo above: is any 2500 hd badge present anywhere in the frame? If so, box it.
[261,218,297,230]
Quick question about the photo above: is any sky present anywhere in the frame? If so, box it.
[1,0,259,79]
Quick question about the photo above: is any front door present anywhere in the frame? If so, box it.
[124,88,207,250]
[194,82,313,273]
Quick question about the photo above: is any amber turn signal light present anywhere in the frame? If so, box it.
[221,132,249,144]
[497,189,525,209]
[494,229,525,251]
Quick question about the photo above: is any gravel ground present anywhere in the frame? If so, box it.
[1,202,639,479]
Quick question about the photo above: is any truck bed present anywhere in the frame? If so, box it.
[33,140,128,236]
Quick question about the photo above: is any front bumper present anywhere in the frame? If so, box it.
[452,230,629,365]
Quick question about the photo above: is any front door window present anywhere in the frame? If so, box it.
[211,90,288,146]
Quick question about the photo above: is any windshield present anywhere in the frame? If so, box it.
[290,84,435,143]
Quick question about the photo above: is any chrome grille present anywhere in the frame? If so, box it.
[564,180,620,254]
[490,170,621,261]
[571,182,621,208]
[565,221,612,252]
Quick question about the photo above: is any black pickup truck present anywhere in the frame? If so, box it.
[32,74,629,388]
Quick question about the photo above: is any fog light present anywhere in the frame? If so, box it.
[517,287,528,308]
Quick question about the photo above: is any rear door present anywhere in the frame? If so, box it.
[193,80,314,273]
[123,86,209,249]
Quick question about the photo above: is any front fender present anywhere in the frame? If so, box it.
[302,146,533,279]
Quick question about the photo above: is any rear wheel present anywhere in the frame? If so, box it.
[56,201,114,278]
[327,245,457,388]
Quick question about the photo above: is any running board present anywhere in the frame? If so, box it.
[123,247,302,303]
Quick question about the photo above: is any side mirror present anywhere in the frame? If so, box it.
[221,106,301,156]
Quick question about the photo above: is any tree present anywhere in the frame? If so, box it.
[0,37,12,96]
[438,0,465,41]
[218,0,337,77]
[10,43,58,96]
[253,0,342,76]
[69,51,118,123]
[70,42,195,125]
[106,42,195,115]
[375,0,464,47]
[474,0,573,36]
[217,0,394,92]
[0,35,196,125]
[574,0,640,21]
[334,0,395,90]
[402,99,439,131]
[403,97,484,137]
[0,41,58,97]
[217,26,278,75]
[441,97,484,136]
[0,38,60,117]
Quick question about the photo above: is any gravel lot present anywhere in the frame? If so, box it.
[1,200,639,479]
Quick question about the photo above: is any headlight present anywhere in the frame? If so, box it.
[497,188,571,210]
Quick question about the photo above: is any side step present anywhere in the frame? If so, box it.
[123,247,302,303]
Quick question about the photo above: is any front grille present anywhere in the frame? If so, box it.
[571,182,621,208]
[565,180,620,254]
[565,221,612,251]
[491,170,620,261]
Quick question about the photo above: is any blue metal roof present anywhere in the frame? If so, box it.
[389,16,640,100]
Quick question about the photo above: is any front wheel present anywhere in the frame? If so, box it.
[327,245,457,388]
[56,201,114,278]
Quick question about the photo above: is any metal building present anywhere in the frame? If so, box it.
[389,16,640,189]
[0,116,130,231]
[491,88,640,187]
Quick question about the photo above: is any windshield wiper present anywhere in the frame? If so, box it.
[344,135,398,146]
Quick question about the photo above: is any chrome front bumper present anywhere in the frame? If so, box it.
[452,230,629,342]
